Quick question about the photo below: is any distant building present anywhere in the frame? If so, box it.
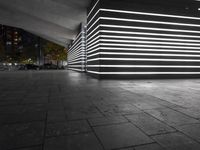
[1,25,23,56]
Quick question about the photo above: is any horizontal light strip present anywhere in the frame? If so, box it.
[87,35,99,45]
[100,35,200,43]
[101,17,200,28]
[68,68,84,72]
[100,8,200,20]
[87,58,200,62]
[100,24,200,34]
[69,43,85,52]
[100,39,200,46]
[87,26,99,38]
[87,52,200,58]
[70,38,84,50]
[87,65,200,68]
[68,58,86,63]
[87,47,200,55]
[99,43,200,50]
[91,29,200,40]
[68,61,85,65]
[87,0,99,17]
[87,43,200,52]
[87,71,200,75]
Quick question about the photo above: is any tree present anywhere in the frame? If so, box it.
[43,41,67,67]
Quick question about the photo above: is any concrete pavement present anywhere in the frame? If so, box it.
[0,70,200,150]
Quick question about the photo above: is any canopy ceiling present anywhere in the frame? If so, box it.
[0,0,91,46]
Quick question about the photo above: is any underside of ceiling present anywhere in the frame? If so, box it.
[0,0,91,46]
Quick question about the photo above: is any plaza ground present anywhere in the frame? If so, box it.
[0,70,200,150]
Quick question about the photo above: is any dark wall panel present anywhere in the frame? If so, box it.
[87,0,200,78]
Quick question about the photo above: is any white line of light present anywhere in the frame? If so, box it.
[68,61,85,65]
[100,24,200,34]
[87,26,99,38]
[69,42,85,52]
[68,57,85,62]
[96,29,200,39]
[87,52,200,58]
[87,58,200,62]
[99,35,200,43]
[87,47,200,55]
[87,65,200,68]
[87,71,200,75]
[101,17,200,28]
[100,43,200,50]
[68,68,84,72]
[87,9,100,25]
[87,0,99,17]
[100,39,200,46]
[100,8,200,20]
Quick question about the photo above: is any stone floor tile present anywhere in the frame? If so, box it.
[21,97,48,104]
[89,116,128,126]
[14,146,43,150]
[175,123,200,142]
[114,103,142,115]
[133,102,165,110]
[65,106,103,120]
[46,120,91,137]
[152,132,200,149]
[144,108,199,126]
[93,123,153,150]
[134,143,164,150]
[173,107,200,119]
[47,110,66,122]
[0,112,46,124]
[0,122,45,149]
[44,133,103,150]
[125,113,175,135]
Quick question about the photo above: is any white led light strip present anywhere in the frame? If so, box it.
[87,71,200,75]
[87,58,200,62]
[87,16,200,32]
[99,39,200,46]
[68,68,83,72]
[87,52,200,58]
[99,35,200,43]
[87,0,99,17]
[100,8,200,20]
[87,47,200,55]
[68,61,85,65]
[87,65,200,68]
[100,43,200,50]
[100,24,200,34]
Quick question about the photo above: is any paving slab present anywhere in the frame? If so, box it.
[46,120,92,137]
[144,108,199,126]
[47,110,66,122]
[93,123,153,150]
[44,133,103,150]
[175,123,200,142]
[0,122,44,149]
[152,132,200,150]
[134,143,164,150]
[125,113,175,135]
[89,116,128,126]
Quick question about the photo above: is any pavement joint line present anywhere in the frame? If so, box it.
[86,118,106,150]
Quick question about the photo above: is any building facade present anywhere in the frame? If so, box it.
[67,24,87,72]
[85,0,200,78]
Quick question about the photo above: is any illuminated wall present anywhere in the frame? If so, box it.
[68,25,86,72]
[87,0,200,78]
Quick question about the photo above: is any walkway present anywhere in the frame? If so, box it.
[0,70,200,150]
